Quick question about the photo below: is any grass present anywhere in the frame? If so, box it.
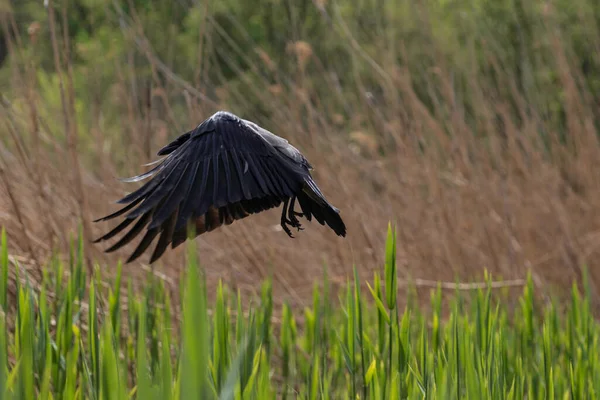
[1,225,599,399]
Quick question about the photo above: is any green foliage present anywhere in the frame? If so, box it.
[1,226,600,398]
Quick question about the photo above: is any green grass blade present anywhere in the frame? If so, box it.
[136,300,153,399]
[0,311,7,399]
[16,285,34,400]
[179,239,212,400]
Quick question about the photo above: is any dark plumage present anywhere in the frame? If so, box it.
[93,111,347,264]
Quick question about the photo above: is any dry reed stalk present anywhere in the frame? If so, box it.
[0,162,41,280]
[21,18,61,252]
[194,0,211,116]
[112,0,218,109]
[46,0,93,273]
[0,15,58,257]
[144,80,153,162]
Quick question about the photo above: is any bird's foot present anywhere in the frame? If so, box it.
[291,214,304,230]
[282,198,303,237]
[281,216,295,238]
[281,222,294,238]
[292,220,303,232]
[281,217,303,237]
[287,216,303,231]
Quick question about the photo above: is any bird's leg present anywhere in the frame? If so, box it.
[292,195,304,218]
[280,198,294,238]
[287,196,303,231]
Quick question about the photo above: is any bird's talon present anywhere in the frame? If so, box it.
[281,221,294,238]
[286,214,302,229]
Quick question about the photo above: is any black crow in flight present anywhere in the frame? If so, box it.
[93,111,347,264]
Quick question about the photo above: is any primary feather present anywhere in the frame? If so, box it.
[93,111,346,264]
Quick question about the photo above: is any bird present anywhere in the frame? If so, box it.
[93,110,347,264]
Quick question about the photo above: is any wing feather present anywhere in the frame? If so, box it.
[148,210,178,263]
[156,131,192,156]
[125,227,160,263]
[92,197,143,223]
[245,155,272,194]
[212,152,220,206]
[92,217,135,243]
[220,151,243,203]
[257,158,289,196]
[230,149,251,199]
[173,159,209,233]
[147,163,194,230]
[119,160,166,183]
[94,112,310,263]
[104,210,154,253]
[194,157,214,217]
[125,159,184,220]
[115,157,178,204]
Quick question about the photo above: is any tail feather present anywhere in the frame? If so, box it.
[297,181,346,237]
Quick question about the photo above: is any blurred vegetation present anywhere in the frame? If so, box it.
[2,0,600,169]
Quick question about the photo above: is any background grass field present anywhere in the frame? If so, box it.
[1,0,600,397]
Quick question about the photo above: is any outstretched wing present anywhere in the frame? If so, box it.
[93,114,309,263]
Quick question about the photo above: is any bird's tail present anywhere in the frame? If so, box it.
[296,178,346,237]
